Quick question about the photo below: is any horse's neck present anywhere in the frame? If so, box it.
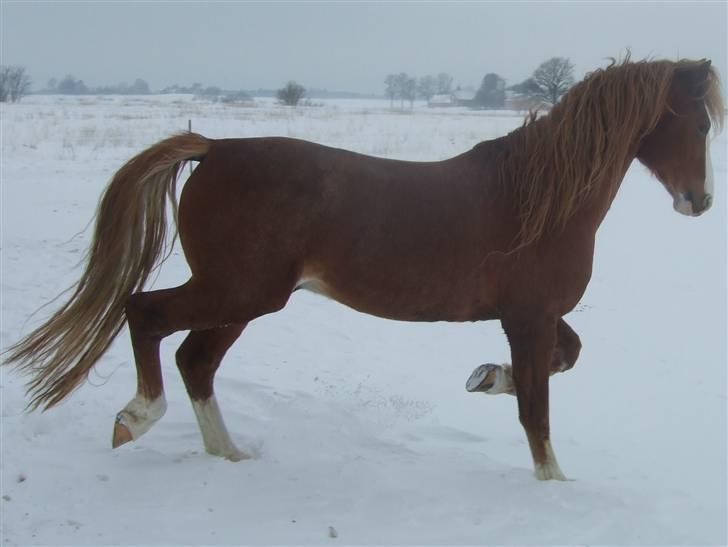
[575,143,640,232]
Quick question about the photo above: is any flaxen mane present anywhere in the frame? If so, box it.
[499,57,725,249]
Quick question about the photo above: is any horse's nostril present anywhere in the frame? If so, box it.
[703,194,713,210]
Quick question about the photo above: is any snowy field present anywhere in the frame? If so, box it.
[1,95,726,545]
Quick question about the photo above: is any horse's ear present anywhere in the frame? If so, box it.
[674,59,712,98]
[695,59,712,80]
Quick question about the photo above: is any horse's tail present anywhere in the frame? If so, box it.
[3,132,211,411]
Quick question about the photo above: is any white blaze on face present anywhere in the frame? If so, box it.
[705,135,714,198]
[673,135,714,217]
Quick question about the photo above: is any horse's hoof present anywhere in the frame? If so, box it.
[206,446,251,462]
[534,465,568,481]
[466,363,499,392]
[112,422,133,448]
[223,450,250,462]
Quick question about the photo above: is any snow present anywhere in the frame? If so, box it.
[1,95,726,545]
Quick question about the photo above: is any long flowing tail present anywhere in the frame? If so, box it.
[3,132,211,410]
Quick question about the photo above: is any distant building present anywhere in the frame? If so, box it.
[453,88,476,107]
[428,94,456,107]
[505,89,543,111]
[427,87,476,108]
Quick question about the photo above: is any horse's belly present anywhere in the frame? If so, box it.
[295,273,497,323]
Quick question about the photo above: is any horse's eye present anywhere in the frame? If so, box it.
[699,123,710,135]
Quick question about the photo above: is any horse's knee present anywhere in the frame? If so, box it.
[564,333,581,369]
[560,330,581,371]
[554,320,581,372]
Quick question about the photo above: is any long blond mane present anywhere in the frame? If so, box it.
[500,56,725,250]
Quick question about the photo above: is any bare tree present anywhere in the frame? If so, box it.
[56,74,88,95]
[0,66,31,103]
[436,72,454,95]
[474,73,506,109]
[277,80,306,106]
[0,67,9,102]
[128,78,150,94]
[417,75,436,101]
[384,74,397,107]
[391,72,415,109]
[531,57,574,105]
[385,72,420,109]
[403,76,417,109]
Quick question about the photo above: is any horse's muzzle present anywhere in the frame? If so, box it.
[674,191,712,217]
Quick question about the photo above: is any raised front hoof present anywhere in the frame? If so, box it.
[466,363,516,395]
[112,422,133,448]
[466,364,499,392]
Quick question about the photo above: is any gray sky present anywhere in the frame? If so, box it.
[1,1,726,94]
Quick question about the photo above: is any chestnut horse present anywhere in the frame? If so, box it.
[5,58,723,480]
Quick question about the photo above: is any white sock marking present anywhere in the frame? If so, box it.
[191,396,248,461]
[486,364,514,395]
[534,440,567,481]
[116,394,167,440]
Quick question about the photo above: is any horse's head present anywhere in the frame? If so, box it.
[637,60,721,217]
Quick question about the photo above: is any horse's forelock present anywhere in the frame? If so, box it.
[703,65,726,133]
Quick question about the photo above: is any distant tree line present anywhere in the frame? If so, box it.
[0,66,31,102]
[43,74,152,95]
[384,57,575,110]
[384,72,454,109]
[39,76,255,104]
[3,58,575,110]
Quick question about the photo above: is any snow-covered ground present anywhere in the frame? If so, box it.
[1,95,725,545]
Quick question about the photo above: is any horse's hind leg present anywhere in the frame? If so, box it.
[175,325,247,461]
[466,318,581,395]
[112,279,291,449]
[112,289,173,448]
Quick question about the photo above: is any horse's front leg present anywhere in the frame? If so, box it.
[466,317,581,395]
[503,313,566,480]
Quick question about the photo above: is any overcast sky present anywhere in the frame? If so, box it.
[1,1,726,94]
